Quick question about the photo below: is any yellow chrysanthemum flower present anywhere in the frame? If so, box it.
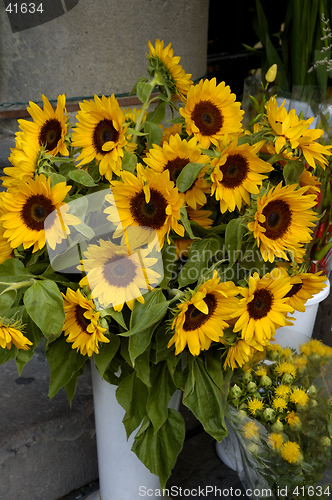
[268,433,284,450]
[0,174,79,253]
[266,343,282,353]
[255,367,268,377]
[232,270,293,349]
[168,271,240,356]
[104,165,185,249]
[247,397,264,415]
[224,338,257,370]
[286,411,300,427]
[71,94,128,181]
[280,441,301,463]
[144,134,210,209]
[285,272,327,313]
[247,183,318,263]
[62,288,109,357]
[79,239,160,312]
[148,40,193,101]
[272,396,288,411]
[281,347,293,358]
[18,94,69,156]
[180,78,244,149]
[275,362,297,378]
[210,139,272,213]
[0,320,33,350]
[275,384,291,398]
[290,388,309,407]
[242,421,259,439]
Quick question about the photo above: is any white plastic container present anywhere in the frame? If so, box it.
[273,280,330,352]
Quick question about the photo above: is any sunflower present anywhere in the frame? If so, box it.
[18,94,69,156]
[144,134,210,209]
[71,94,128,181]
[0,196,12,264]
[180,78,244,149]
[247,397,264,415]
[174,238,193,261]
[168,271,240,356]
[298,169,321,196]
[210,139,272,213]
[224,338,257,370]
[268,433,284,450]
[104,165,185,248]
[0,319,33,350]
[2,131,40,188]
[247,183,318,263]
[280,441,301,463]
[148,39,193,101]
[79,239,160,311]
[284,271,327,312]
[0,174,79,253]
[62,288,109,357]
[296,128,332,169]
[232,270,293,349]
[160,123,183,144]
[187,207,214,229]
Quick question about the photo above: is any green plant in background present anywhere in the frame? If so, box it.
[246,0,332,98]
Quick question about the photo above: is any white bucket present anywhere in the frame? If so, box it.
[273,280,330,351]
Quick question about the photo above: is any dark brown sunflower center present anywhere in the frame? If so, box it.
[39,118,62,152]
[247,289,273,319]
[129,188,168,230]
[103,254,137,288]
[285,283,303,298]
[93,119,119,155]
[219,153,249,188]
[165,157,190,183]
[191,100,223,137]
[261,200,292,240]
[21,194,56,231]
[182,293,217,331]
[75,306,90,333]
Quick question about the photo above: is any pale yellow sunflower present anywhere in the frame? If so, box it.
[71,94,128,181]
[168,271,240,356]
[2,131,40,188]
[79,239,160,311]
[18,94,69,156]
[144,134,210,209]
[211,139,272,213]
[247,183,318,263]
[148,39,193,101]
[62,288,109,357]
[284,271,327,312]
[232,269,293,349]
[224,338,257,370]
[104,165,185,249]
[0,319,33,350]
[180,78,244,149]
[0,174,79,253]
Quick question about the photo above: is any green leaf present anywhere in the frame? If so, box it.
[134,346,151,387]
[23,280,65,340]
[146,100,167,124]
[283,160,304,185]
[178,235,222,287]
[137,81,153,104]
[93,333,121,377]
[158,240,177,288]
[15,311,43,374]
[182,356,227,441]
[99,307,127,330]
[176,162,206,193]
[58,162,79,177]
[122,150,137,173]
[116,371,149,438]
[146,363,177,433]
[225,218,246,266]
[0,258,35,283]
[0,287,16,315]
[132,409,185,489]
[45,336,87,398]
[49,173,67,187]
[144,121,163,149]
[65,364,85,404]
[128,289,165,331]
[68,169,96,187]
[123,299,169,342]
[180,206,196,239]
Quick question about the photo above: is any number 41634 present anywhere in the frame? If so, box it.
[5,3,44,14]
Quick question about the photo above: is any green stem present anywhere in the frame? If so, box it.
[133,75,160,143]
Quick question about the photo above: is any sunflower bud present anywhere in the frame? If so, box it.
[265,64,277,83]
[263,408,275,422]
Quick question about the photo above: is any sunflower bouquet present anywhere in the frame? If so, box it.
[224,339,332,500]
[0,40,331,487]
